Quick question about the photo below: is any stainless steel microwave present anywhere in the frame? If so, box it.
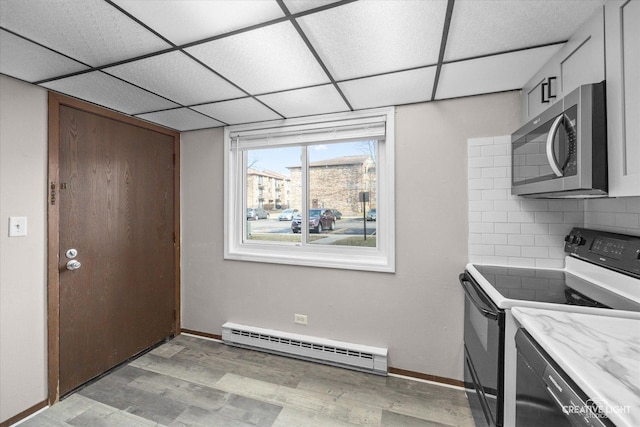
[511,82,607,198]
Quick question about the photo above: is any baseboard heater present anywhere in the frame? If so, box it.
[222,322,388,375]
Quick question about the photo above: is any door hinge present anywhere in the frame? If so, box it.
[173,232,176,244]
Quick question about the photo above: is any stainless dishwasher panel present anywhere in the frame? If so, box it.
[515,329,612,427]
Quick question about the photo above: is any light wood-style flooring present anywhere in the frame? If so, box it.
[18,334,474,426]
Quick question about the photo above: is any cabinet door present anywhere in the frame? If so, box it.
[606,0,640,197]
[520,7,604,123]
[559,7,605,96]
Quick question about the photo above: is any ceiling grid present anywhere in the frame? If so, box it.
[0,0,605,131]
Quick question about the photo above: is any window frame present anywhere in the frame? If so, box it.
[224,107,395,273]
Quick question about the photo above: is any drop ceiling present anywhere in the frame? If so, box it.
[0,0,604,132]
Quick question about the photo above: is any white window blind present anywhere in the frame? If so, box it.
[230,115,386,150]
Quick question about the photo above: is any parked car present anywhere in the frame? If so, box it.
[366,208,376,221]
[291,208,336,233]
[330,209,342,220]
[247,207,269,220]
[278,208,299,221]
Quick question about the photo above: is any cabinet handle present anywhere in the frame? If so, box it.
[548,76,557,99]
[541,82,549,103]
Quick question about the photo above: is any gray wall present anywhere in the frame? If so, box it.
[181,91,522,379]
[0,75,520,422]
[0,75,48,422]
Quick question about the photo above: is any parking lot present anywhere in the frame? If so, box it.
[248,215,377,236]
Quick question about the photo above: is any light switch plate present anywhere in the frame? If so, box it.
[9,216,27,237]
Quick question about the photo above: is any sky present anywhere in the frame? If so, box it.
[247,140,375,176]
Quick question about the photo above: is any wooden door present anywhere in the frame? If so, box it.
[50,95,179,398]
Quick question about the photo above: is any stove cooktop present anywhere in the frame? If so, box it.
[472,264,640,311]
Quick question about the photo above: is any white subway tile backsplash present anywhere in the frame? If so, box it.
[508,211,535,223]
[495,223,521,234]
[563,212,584,224]
[469,200,494,212]
[520,223,549,235]
[584,211,615,227]
[469,222,495,233]
[626,198,640,213]
[469,211,482,222]
[535,234,564,247]
[468,146,482,157]
[482,211,508,222]
[508,257,535,267]
[482,256,509,265]
[470,244,495,256]
[468,134,639,267]
[469,233,482,244]
[481,144,508,157]
[469,189,483,201]
[468,178,494,190]
[481,189,508,201]
[482,167,507,178]
[521,200,549,212]
[468,157,494,168]
[548,200,580,212]
[586,198,628,213]
[494,200,521,212]
[493,178,511,189]
[615,213,640,229]
[469,136,495,146]
[495,245,521,257]
[508,234,535,246]
[521,246,549,258]
[494,155,511,167]
[482,233,508,245]
[534,211,564,224]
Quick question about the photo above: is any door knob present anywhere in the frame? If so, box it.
[65,248,78,259]
[66,260,81,271]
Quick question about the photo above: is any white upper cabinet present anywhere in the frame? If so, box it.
[521,6,605,122]
[606,0,640,197]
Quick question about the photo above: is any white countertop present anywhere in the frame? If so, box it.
[512,307,640,427]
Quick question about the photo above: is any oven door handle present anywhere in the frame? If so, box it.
[459,274,499,321]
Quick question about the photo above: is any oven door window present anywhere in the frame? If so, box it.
[513,105,578,186]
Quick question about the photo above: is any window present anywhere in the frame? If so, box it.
[224,107,395,272]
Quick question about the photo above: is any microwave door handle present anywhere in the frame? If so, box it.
[546,114,564,177]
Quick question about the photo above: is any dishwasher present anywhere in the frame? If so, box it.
[514,328,614,427]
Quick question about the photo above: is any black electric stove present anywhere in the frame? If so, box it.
[460,228,640,427]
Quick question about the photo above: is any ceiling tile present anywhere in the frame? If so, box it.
[112,0,285,46]
[0,0,171,67]
[338,67,437,110]
[41,71,179,115]
[0,30,89,83]
[283,0,344,15]
[444,0,605,61]
[297,0,447,81]
[104,51,245,106]
[257,85,349,118]
[192,98,282,125]
[186,21,329,94]
[435,45,563,100]
[137,108,224,131]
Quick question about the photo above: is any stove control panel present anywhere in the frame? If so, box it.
[564,228,640,278]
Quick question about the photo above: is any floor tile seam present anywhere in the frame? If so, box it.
[213,372,393,421]
[58,394,162,426]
